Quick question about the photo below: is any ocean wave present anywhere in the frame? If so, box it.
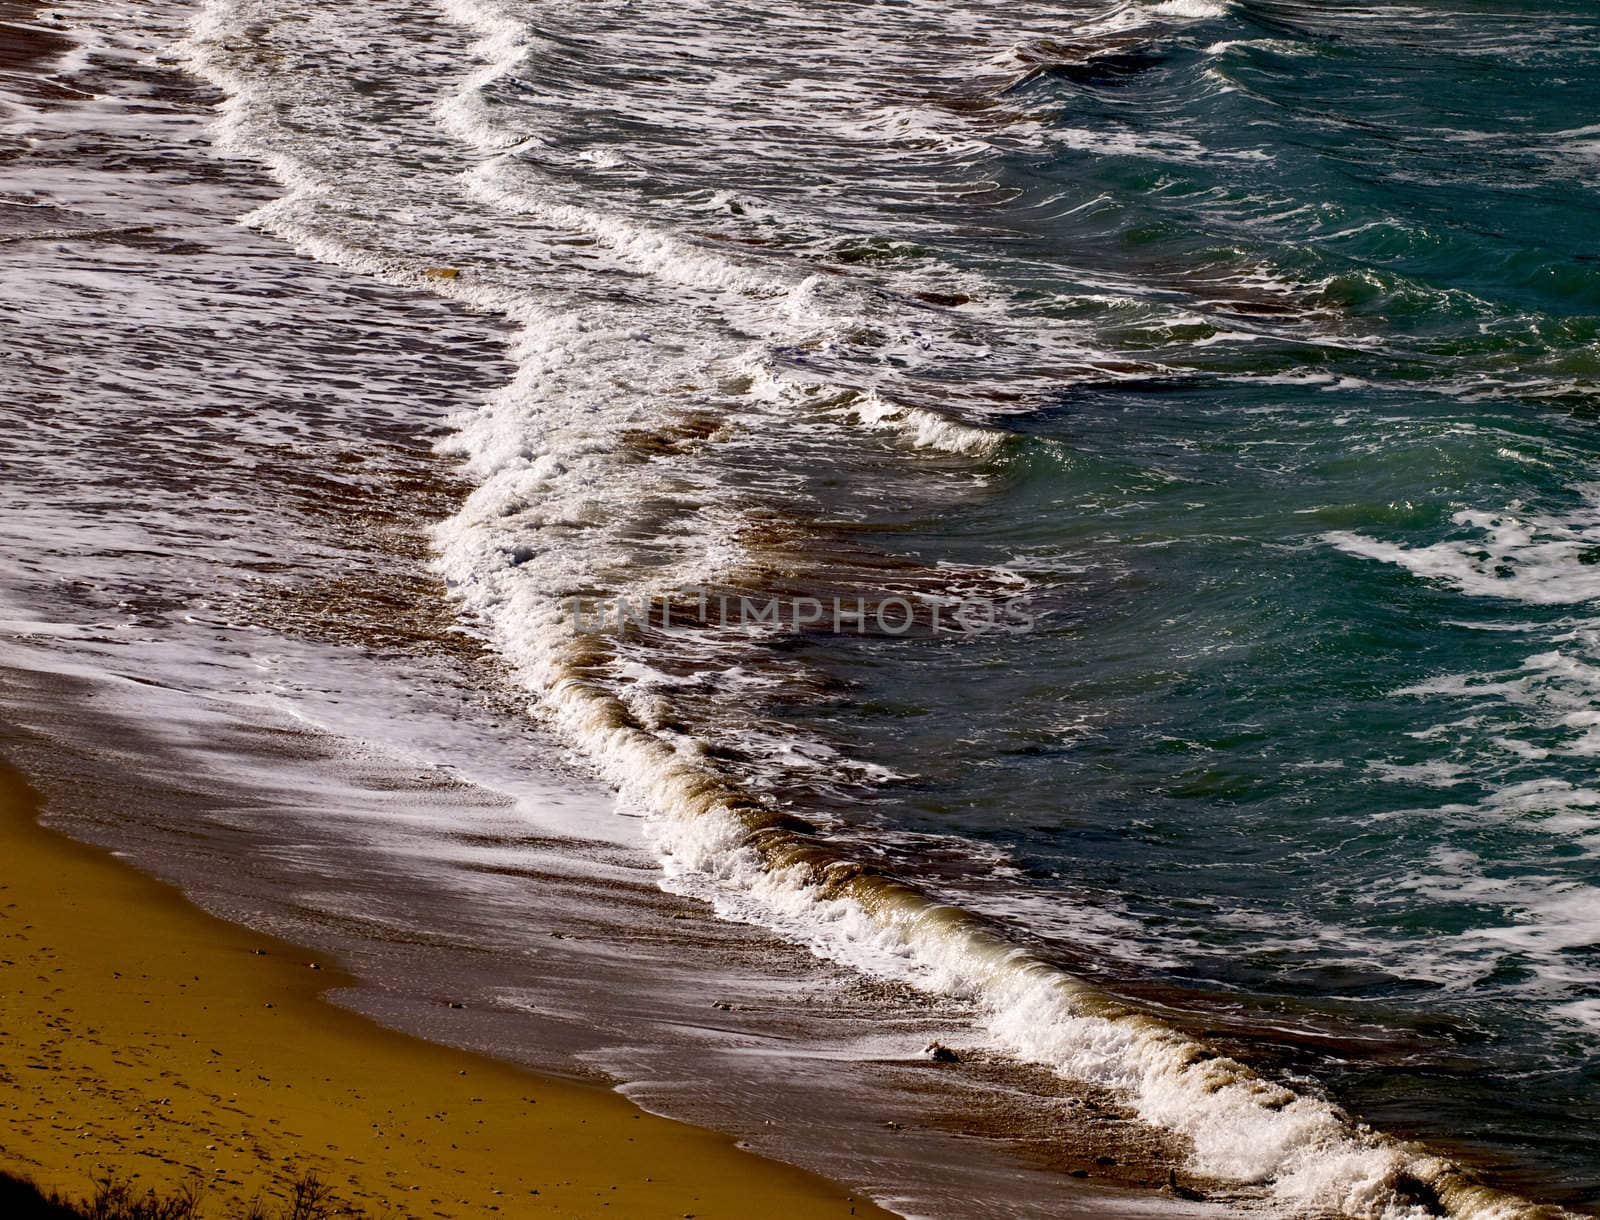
[426,5,1583,1218]
[179,0,1591,1214]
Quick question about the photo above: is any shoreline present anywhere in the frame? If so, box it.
[0,757,888,1218]
[8,0,1589,1215]
[0,3,1147,1211]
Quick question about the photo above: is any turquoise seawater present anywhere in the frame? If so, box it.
[768,0,1600,1202]
[167,0,1600,1205]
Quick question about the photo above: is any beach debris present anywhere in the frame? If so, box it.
[710,1000,733,1011]
[424,267,460,279]
[921,1041,960,1063]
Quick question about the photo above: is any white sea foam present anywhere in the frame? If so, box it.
[1150,0,1233,18]
[844,390,1014,457]
[460,161,808,301]
[176,0,1585,1215]
[1392,797,1600,1026]
[1053,124,1273,165]
[410,7,1552,1215]
[1327,491,1600,605]
[650,801,1553,1220]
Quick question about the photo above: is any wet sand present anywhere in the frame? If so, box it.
[0,760,887,1218]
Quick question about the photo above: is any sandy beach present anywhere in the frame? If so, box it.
[12,0,1597,1214]
[0,761,886,1218]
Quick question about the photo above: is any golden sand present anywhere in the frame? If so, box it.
[0,762,887,1218]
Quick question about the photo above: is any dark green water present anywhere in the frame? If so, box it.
[180,0,1600,1204]
[772,0,1600,1202]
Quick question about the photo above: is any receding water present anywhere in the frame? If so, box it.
[193,0,1600,1207]
[8,0,1600,1214]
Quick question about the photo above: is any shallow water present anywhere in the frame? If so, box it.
[6,0,1600,1215]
